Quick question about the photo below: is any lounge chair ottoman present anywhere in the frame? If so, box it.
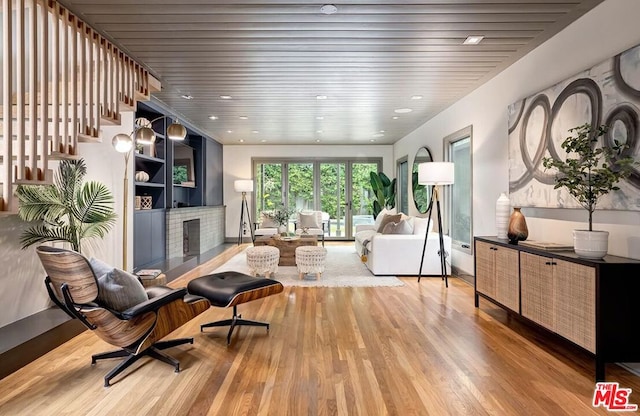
[187,271,283,345]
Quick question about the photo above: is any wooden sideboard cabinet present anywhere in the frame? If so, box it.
[474,236,640,381]
[475,240,519,312]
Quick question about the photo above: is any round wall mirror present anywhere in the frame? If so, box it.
[412,147,433,213]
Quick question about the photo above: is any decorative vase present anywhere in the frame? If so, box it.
[278,225,287,235]
[573,230,609,259]
[507,207,528,244]
[135,170,150,182]
[495,192,510,239]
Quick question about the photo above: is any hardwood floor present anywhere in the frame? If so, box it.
[0,244,638,415]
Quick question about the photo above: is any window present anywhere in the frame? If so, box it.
[444,126,473,254]
[396,156,409,215]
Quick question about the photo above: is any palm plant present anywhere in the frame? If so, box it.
[16,159,117,253]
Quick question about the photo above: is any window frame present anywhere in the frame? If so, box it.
[443,125,473,255]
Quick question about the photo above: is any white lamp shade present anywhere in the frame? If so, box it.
[234,179,254,193]
[418,162,454,185]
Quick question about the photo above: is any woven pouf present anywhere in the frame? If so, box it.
[295,245,327,280]
[246,246,280,277]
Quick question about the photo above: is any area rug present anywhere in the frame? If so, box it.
[211,245,404,287]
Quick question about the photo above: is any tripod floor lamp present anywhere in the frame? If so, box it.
[417,162,454,287]
[235,180,255,245]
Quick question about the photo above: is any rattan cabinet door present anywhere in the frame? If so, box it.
[494,246,519,312]
[520,252,554,331]
[553,259,596,353]
[475,241,496,299]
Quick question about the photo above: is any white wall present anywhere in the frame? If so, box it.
[223,144,394,239]
[0,112,134,328]
[394,0,640,274]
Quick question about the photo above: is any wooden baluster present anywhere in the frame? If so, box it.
[39,0,48,179]
[70,14,77,152]
[60,5,68,155]
[51,1,60,155]
[16,0,25,181]
[2,0,14,207]
[28,0,38,180]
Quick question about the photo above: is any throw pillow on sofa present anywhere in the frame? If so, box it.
[412,217,433,235]
[376,214,402,232]
[373,207,397,230]
[382,219,414,234]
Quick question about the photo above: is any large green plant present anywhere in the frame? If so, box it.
[542,123,635,231]
[16,159,117,252]
[369,171,396,219]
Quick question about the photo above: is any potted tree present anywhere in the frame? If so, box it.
[265,205,295,235]
[15,159,117,253]
[542,123,635,258]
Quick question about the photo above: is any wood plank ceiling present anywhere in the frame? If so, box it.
[61,0,604,145]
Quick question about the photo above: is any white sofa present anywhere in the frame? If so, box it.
[354,214,452,276]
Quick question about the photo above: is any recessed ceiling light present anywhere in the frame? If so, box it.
[392,116,399,120]
[316,95,328,100]
[181,94,193,100]
[316,130,323,133]
[394,108,413,114]
[411,95,423,100]
[220,95,232,100]
[252,130,259,134]
[370,139,376,142]
[316,116,324,120]
[380,130,385,133]
[260,139,267,143]
[239,139,244,143]
[208,115,218,120]
[320,4,338,15]
[463,35,484,45]
[316,139,321,143]
[373,133,385,138]
[227,130,233,133]
[239,116,248,120]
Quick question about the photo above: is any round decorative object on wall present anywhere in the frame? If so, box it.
[135,171,150,182]
[495,192,510,239]
[507,207,528,244]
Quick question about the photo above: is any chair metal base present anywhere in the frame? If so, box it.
[200,305,269,345]
[91,337,194,387]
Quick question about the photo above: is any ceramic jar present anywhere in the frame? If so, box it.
[495,192,510,239]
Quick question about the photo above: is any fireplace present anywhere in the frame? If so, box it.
[166,206,225,259]
[183,219,200,257]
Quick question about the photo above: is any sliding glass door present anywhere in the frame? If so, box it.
[319,162,346,237]
[254,159,380,239]
[350,162,378,236]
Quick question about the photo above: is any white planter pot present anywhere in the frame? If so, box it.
[573,230,609,259]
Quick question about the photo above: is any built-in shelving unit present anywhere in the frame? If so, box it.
[132,101,224,270]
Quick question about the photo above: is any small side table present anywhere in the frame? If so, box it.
[138,273,167,288]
